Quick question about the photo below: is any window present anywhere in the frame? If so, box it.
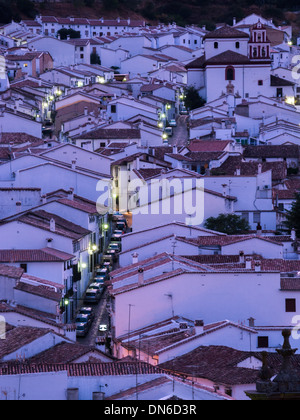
[214,42,218,49]
[235,42,240,49]
[73,241,80,253]
[253,212,261,224]
[286,299,296,313]
[277,88,283,98]
[258,80,263,86]
[225,388,232,397]
[258,336,269,348]
[111,105,116,113]
[20,263,27,273]
[241,212,249,223]
[225,66,235,81]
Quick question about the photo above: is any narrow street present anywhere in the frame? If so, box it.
[169,115,189,147]
[77,288,110,347]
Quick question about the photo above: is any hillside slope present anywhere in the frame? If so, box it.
[1,0,300,35]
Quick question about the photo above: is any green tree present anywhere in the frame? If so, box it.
[91,52,101,65]
[285,193,300,237]
[184,86,206,110]
[204,213,250,235]
[57,28,81,40]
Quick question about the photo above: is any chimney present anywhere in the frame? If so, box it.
[222,184,228,197]
[66,388,79,401]
[233,17,237,26]
[254,261,261,272]
[136,157,140,171]
[42,195,47,204]
[138,267,144,286]
[93,392,105,400]
[50,218,56,232]
[84,107,88,116]
[245,257,252,270]
[132,252,139,264]
[71,160,76,170]
[291,229,296,241]
[16,201,22,212]
[258,163,262,174]
[173,145,178,154]
[248,317,255,328]
[257,223,262,236]
[68,188,74,200]
[239,251,245,264]
[194,320,204,334]
[46,238,53,248]
[235,168,241,176]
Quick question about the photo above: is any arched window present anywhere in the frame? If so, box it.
[235,41,240,49]
[214,42,218,49]
[225,66,235,81]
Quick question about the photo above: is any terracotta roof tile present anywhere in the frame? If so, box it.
[0,361,162,376]
[28,342,111,364]
[0,248,74,263]
[0,265,24,279]
[160,344,300,386]
[204,25,249,40]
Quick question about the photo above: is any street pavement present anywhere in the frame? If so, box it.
[169,115,189,147]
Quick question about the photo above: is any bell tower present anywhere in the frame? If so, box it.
[248,20,270,61]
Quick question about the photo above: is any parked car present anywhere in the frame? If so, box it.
[93,276,106,285]
[75,313,91,327]
[113,212,124,221]
[114,230,124,235]
[108,243,121,252]
[102,254,114,265]
[111,233,122,243]
[89,283,104,294]
[116,222,127,233]
[94,269,109,282]
[169,119,177,127]
[78,307,94,322]
[180,107,188,115]
[76,323,89,337]
[165,127,173,137]
[96,267,108,276]
[84,288,102,303]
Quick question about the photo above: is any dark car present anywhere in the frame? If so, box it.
[76,323,89,337]
[78,307,94,321]
[84,288,102,303]
[75,313,91,327]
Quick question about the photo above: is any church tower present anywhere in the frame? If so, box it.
[248,20,271,61]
